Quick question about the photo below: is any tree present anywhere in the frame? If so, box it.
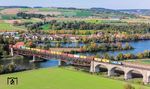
[7,63,16,72]
[2,51,8,58]
[116,53,124,60]
[104,53,110,59]
[56,42,61,48]
[0,65,4,73]
[137,53,144,59]
[124,43,133,50]
[95,53,100,58]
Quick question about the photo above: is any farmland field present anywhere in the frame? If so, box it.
[0,67,149,89]
[0,22,25,31]
[125,59,150,64]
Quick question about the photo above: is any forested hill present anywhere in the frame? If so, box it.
[54,7,137,18]
[119,9,150,16]
[89,8,136,18]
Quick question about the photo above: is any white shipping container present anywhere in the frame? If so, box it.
[74,55,80,58]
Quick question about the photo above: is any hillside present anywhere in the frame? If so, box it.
[0,67,149,89]
[119,9,150,16]
[0,6,137,18]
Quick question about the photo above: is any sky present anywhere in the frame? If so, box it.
[0,0,150,9]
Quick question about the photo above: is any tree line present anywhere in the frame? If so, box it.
[95,50,150,61]
[78,42,133,53]
[19,20,150,34]
[17,12,46,19]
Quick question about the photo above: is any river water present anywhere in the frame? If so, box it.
[78,40,150,56]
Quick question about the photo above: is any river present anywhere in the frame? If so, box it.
[0,40,150,72]
[78,40,150,56]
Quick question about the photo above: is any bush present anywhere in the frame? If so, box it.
[124,83,135,89]
[7,63,16,72]
[0,65,4,73]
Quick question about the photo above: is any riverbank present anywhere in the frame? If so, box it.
[0,67,149,89]
[1,55,24,60]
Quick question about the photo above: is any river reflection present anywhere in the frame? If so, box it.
[0,57,59,71]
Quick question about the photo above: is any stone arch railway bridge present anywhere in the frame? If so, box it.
[90,61,150,84]
[10,46,150,84]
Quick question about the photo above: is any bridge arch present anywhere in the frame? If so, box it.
[95,64,108,73]
[125,69,143,79]
[109,66,124,76]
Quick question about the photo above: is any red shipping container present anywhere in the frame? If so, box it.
[68,54,74,58]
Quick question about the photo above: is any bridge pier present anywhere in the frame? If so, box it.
[33,55,35,61]
[124,72,132,80]
[108,69,115,76]
[10,48,14,56]
[90,61,96,73]
[30,55,36,62]
[142,72,150,84]
[143,76,148,84]
[58,59,61,66]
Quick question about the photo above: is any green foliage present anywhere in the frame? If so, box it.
[0,65,4,73]
[116,53,124,60]
[124,83,135,89]
[1,15,17,20]
[0,22,24,30]
[79,43,133,53]
[17,12,45,19]
[28,20,150,35]
[7,63,16,72]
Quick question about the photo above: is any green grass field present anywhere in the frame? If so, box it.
[0,67,149,89]
[125,59,150,65]
[41,24,51,30]
[0,22,24,31]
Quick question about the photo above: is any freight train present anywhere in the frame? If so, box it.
[12,45,123,65]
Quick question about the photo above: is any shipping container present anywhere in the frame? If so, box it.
[105,60,110,63]
[80,55,87,59]
[45,50,50,54]
[61,53,68,56]
[94,58,102,62]
[51,51,56,54]
[41,50,46,53]
[56,52,62,55]
[13,45,17,48]
[74,55,80,58]
[68,54,74,58]
[50,51,54,54]
[87,56,94,60]
[102,59,109,63]
[111,61,122,65]
[26,47,30,50]
[30,48,34,51]
[118,62,122,65]
[20,46,26,49]
[53,51,56,54]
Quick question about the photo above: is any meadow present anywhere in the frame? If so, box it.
[0,22,24,31]
[0,67,149,89]
[125,59,150,65]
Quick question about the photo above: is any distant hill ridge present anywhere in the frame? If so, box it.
[119,9,150,16]
[0,6,138,18]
